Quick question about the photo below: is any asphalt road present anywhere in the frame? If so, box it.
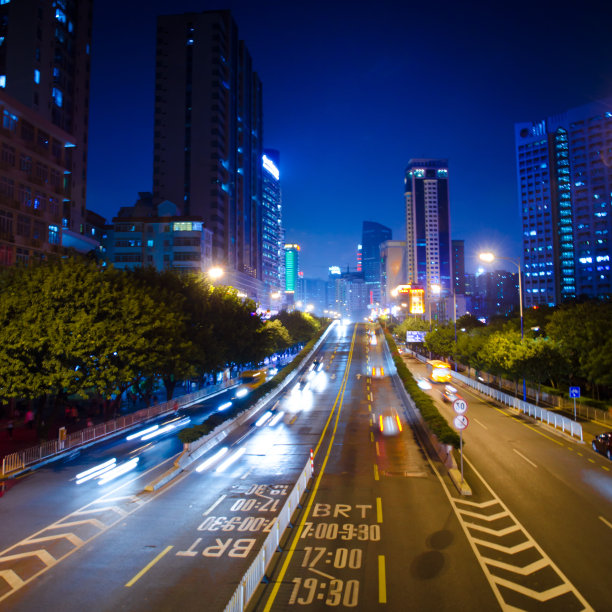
[1,323,610,611]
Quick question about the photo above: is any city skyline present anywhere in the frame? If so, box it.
[87,0,612,278]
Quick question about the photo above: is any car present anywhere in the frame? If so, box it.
[592,431,612,460]
[441,384,458,403]
[377,407,403,436]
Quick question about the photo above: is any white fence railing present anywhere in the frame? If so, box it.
[451,370,583,441]
[1,381,238,477]
[410,353,583,441]
[224,456,313,612]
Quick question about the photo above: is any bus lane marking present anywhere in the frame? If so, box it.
[378,555,387,603]
[125,545,173,587]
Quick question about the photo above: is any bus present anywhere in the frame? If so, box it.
[426,360,452,384]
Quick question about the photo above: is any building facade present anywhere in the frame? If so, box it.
[404,159,453,310]
[284,243,300,294]
[104,194,213,273]
[0,0,93,264]
[261,149,283,294]
[452,239,466,295]
[515,98,612,306]
[362,220,392,306]
[379,240,406,308]
[153,10,263,293]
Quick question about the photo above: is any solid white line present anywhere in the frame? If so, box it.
[599,516,612,530]
[473,418,488,430]
[203,494,226,516]
[513,448,538,468]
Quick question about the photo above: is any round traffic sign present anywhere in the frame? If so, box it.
[453,414,469,430]
[453,398,468,414]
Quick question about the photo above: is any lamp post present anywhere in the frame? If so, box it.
[479,251,525,401]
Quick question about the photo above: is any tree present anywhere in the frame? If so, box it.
[258,319,292,356]
[272,310,320,345]
[424,324,456,359]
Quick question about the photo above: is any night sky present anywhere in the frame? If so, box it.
[87,0,612,278]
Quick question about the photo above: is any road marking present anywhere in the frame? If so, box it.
[599,516,612,530]
[378,555,387,603]
[428,452,594,611]
[588,458,595,464]
[263,326,356,612]
[368,404,371,412]
[602,465,610,472]
[473,418,488,430]
[370,431,374,442]
[373,464,379,481]
[203,494,226,516]
[241,469,251,479]
[513,448,537,468]
[375,442,380,456]
[309,567,335,580]
[125,545,173,587]
[376,497,383,523]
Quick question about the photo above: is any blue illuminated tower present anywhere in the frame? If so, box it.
[261,150,283,293]
[362,221,392,305]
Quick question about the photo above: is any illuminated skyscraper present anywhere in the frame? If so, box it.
[515,98,612,306]
[404,159,452,298]
[0,0,93,264]
[153,10,263,295]
[284,243,300,294]
[261,150,283,293]
[362,221,392,305]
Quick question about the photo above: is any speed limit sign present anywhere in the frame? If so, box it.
[453,398,468,414]
[453,414,469,430]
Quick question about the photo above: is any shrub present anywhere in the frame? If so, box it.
[384,331,460,447]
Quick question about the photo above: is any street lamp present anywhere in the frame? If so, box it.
[479,251,525,401]
[207,266,224,282]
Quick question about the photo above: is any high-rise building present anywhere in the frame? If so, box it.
[404,159,452,306]
[261,150,283,294]
[380,240,406,308]
[452,239,466,294]
[153,10,263,296]
[284,243,300,294]
[470,269,519,321]
[0,0,93,264]
[356,244,362,272]
[362,221,392,305]
[515,98,612,306]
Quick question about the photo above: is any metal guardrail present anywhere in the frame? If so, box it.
[451,371,583,441]
[1,380,238,477]
[224,456,313,612]
[410,353,583,441]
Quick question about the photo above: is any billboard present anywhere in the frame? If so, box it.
[406,331,426,343]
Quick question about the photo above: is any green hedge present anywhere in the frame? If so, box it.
[384,331,460,448]
[177,324,330,445]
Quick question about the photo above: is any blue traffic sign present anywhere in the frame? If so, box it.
[569,386,580,398]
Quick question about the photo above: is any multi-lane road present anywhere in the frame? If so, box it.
[0,322,610,611]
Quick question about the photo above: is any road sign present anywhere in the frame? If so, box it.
[453,398,468,414]
[453,414,469,430]
[569,387,580,398]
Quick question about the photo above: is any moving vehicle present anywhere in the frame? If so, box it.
[239,368,268,391]
[441,384,458,403]
[426,360,452,384]
[377,407,403,436]
[592,431,612,460]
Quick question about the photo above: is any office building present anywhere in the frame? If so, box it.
[104,193,212,273]
[0,0,93,264]
[404,159,452,315]
[362,221,392,306]
[284,243,300,295]
[515,98,612,306]
[153,10,263,297]
[452,239,466,295]
[261,150,283,295]
[379,240,406,308]
[470,269,519,321]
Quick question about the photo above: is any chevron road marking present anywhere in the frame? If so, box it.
[428,452,594,611]
[0,570,24,590]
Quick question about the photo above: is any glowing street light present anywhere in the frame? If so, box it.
[208,266,224,282]
[479,251,525,401]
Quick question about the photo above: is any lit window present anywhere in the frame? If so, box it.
[52,87,63,107]
[34,69,40,84]
[48,225,59,245]
[0,75,5,88]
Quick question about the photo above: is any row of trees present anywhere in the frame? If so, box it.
[0,258,322,420]
[395,301,612,401]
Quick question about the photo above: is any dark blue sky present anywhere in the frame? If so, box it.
[87,0,612,278]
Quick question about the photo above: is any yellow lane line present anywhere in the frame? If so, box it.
[378,555,387,603]
[263,326,356,612]
[368,404,372,412]
[375,441,380,456]
[125,545,173,587]
[376,497,383,523]
[373,464,379,481]
[588,458,595,463]
[370,432,374,442]
[602,465,610,472]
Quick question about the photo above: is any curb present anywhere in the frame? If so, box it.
[448,468,472,496]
